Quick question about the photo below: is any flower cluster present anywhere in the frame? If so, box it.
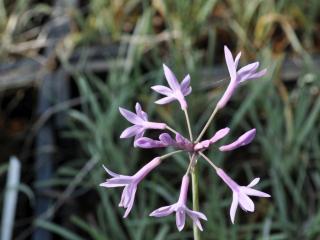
[100,46,270,231]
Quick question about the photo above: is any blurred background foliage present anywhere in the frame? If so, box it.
[0,0,319,239]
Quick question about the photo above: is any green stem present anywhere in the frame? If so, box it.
[166,125,180,136]
[183,109,193,141]
[183,109,199,238]
[195,106,219,143]
[199,152,218,171]
[192,164,200,240]
[159,150,183,160]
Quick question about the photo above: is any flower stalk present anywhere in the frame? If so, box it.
[192,164,200,240]
[183,108,201,239]
[166,125,180,136]
[195,106,218,143]
[184,109,193,142]
[159,150,183,160]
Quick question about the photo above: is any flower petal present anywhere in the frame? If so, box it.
[102,165,120,178]
[242,68,267,82]
[185,209,207,231]
[123,186,137,218]
[182,86,192,96]
[230,192,239,224]
[180,74,191,91]
[151,85,173,96]
[155,96,175,105]
[135,102,148,121]
[149,205,174,217]
[163,64,180,90]
[119,185,129,207]
[106,177,132,186]
[238,62,259,76]
[119,107,142,125]
[176,210,186,231]
[240,186,271,198]
[193,219,204,231]
[247,178,260,187]
[121,184,135,208]
[185,212,204,231]
[120,125,143,138]
[99,182,127,188]
[237,62,259,82]
[234,52,241,69]
[133,128,146,146]
[224,46,237,80]
[238,192,254,212]
[186,209,207,221]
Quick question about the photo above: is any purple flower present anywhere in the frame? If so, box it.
[135,133,194,151]
[119,102,167,144]
[216,168,270,223]
[194,127,230,151]
[100,157,161,218]
[216,46,267,109]
[150,175,207,231]
[151,64,192,110]
[219,128,256,152]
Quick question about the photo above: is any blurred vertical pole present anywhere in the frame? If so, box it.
[33,1,77,240]
[1,156,21,240]
[34,67,55,240]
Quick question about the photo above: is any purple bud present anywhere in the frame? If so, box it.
[134,137,167,148]
[219,128,256,152]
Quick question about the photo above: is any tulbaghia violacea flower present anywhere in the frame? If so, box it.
[150,175,207,231]
[119,102,167,144]
[194,127,230,151]
[101,50,270,231]
[216,46,267,109]
[135,133,193,151]
[216,168,270,223]
[151,64,192,110]
[219,128,256,152]
[100,157,161,218]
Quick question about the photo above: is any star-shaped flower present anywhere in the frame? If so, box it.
[119,102,167,145]
[100,158,161,218]
[216,168,270,223]
[151,64,192,110]
[217,46,267,109]
[150,175,207,231]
